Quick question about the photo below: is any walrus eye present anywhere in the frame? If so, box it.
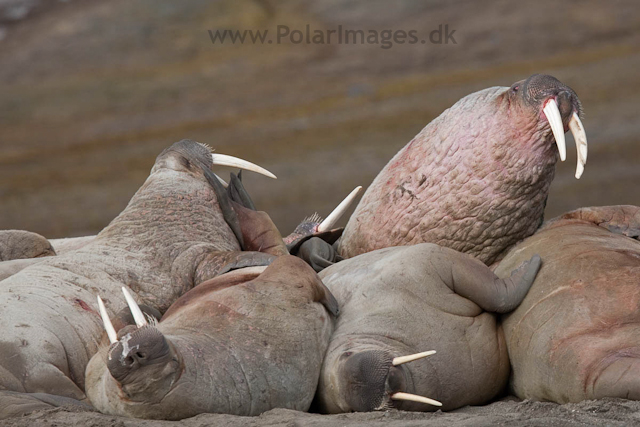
[511,85,519,93]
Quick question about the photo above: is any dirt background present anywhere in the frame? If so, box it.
[2,398,640,427]
[1,1,640,425]
[0,0,639,238]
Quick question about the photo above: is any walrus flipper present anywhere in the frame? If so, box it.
[432,248,541,314]
[295,237,343,272]
[0,391,93,419]
[193,250,277,285]
[552,205,640,240]
[0,230,56,261]
[227,171,257,211]
[202,164,244,248]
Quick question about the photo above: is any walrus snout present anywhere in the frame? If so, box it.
[513,74,588,178]
[338,349,441,412]
[107,326,173,383]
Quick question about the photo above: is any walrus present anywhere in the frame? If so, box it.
[339,74,589,265]
[315,243,541,412]
[0,230,55,261]
[0,139,278,418]
[496,205,640,403]
[85,255,338,420]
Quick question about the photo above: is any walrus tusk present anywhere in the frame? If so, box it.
[317,186,363,232]
[97,295,118,344]
[213,173,229,188]
[568,112,588,179]
[211,154,277,179]
[392,350,436,366]
[391,392,442,407]
[542,98,566,162]
[122,287,148,328]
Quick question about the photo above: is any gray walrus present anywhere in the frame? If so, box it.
[0,139,278,417]
[496,205,640,403]
[85,255,338,420]
[0,230,55,261]
[315,243,541,412]
[339,74,588,264]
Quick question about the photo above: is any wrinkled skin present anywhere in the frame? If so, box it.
[85,256,338,420]
[497,205,640,403]
[316,244,540,413]
[0,140,277,417]
[339,74,582,265]
[0,230,55,261]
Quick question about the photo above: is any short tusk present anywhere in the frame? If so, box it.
[568,112,588,179]
[392,350,436,366]
[97,295,118,344]
[122,287,148,328]
[213,173,229,188]
[317,186,363,232]
[211,153,277,179]
[542,98,566,162]
[391,392,442,407]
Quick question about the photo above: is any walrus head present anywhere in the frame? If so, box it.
[327,348,441,412]
[338,74,588,264]
[97,290,182,403]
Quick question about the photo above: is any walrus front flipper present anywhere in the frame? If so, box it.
[295,237,343,272]
[432,247,541,314]
[551,205,640,240]
[193,250,277,284]
[0,391,92,419]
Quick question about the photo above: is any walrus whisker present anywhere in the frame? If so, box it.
[97,295,118,344]
[122,287,148,328]
[392,350,436,366]
[568,112,588,179]
[210,153,277,179]
[542,98,567,162]
[317,186,363,232]
[391,392,442,407]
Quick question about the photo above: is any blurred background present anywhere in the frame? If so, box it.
[0,0,638,238]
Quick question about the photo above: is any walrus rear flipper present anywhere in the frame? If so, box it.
[227,171,257,211]
[0,391,92,419]
[295,237,343,272]
[202,164,245,248]
[432,248,541,314]
[550,205,640,240]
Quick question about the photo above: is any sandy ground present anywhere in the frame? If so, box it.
[2,398,639,427]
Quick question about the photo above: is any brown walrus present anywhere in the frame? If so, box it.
[85,255,338,420]
[496,205,640,403]
[339,74,588,265]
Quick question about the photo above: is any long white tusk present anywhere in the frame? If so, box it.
[97,295,118,344]
[568,112,588,179]
[317,186,363,232]
[392,350,436,366]
[211,153,277,179]
[542,98,566,162]
[391,392,442,407]
[213,173,229,188]
[122,287,148,328]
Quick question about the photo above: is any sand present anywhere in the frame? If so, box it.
[2,398,639,427]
